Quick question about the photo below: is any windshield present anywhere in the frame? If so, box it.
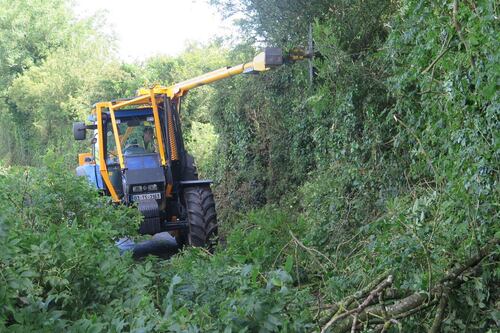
[106,116,158,161]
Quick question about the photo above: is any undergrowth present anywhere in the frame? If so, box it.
[0,157,317,332]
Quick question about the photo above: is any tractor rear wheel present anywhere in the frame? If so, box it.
[183,186,218,249]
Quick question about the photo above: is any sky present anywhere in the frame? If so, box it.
[73,0,236,61]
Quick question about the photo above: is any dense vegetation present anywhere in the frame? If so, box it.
[1,0,498,332]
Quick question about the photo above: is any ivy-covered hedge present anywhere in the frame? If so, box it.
[208,0,499,331]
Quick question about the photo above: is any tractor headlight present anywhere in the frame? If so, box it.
[147,184,158,191]
[132,185,143,193]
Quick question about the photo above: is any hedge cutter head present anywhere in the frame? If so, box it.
[283,23,316,84]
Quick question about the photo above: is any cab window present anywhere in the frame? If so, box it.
[106,117,158,159]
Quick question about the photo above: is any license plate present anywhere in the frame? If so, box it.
[131,192,161,201]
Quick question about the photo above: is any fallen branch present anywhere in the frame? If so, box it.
[350,313,358,333]
[289,230,334,270]
[318,239,499,332]
[343,273,392,309]
[321,275,394,333]
[440,238,499,285]
[429,289,449,333]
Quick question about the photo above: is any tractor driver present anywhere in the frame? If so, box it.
[143,126,156,153]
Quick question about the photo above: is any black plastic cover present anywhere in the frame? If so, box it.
[265,47,283,67]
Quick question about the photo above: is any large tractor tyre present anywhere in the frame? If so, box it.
[183,186,218,249]
[182,154,198,180]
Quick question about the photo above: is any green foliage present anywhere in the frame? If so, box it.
[7,41,129,162]
[208,44,314,215]
[208,0,499,330]
[0,0,141,166]
[185,121,218,178]
[153,208,314,332]
[0,9,228,167]
[0,0,74,89]
[0,155,151,331]
[0,159,314,331]
[1,0,498,331]
[144,42,229,129]
[209,0,330,43]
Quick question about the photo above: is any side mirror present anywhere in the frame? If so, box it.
[73,122,86,140]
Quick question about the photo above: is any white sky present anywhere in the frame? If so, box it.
[73,0,235,61]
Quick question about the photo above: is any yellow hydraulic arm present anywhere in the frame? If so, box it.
[104,47,311,111]
[136,47,311,99]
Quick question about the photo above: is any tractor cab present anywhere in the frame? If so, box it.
[98,108,164,203]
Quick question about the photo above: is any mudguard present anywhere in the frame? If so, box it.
[179,180,213,187]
